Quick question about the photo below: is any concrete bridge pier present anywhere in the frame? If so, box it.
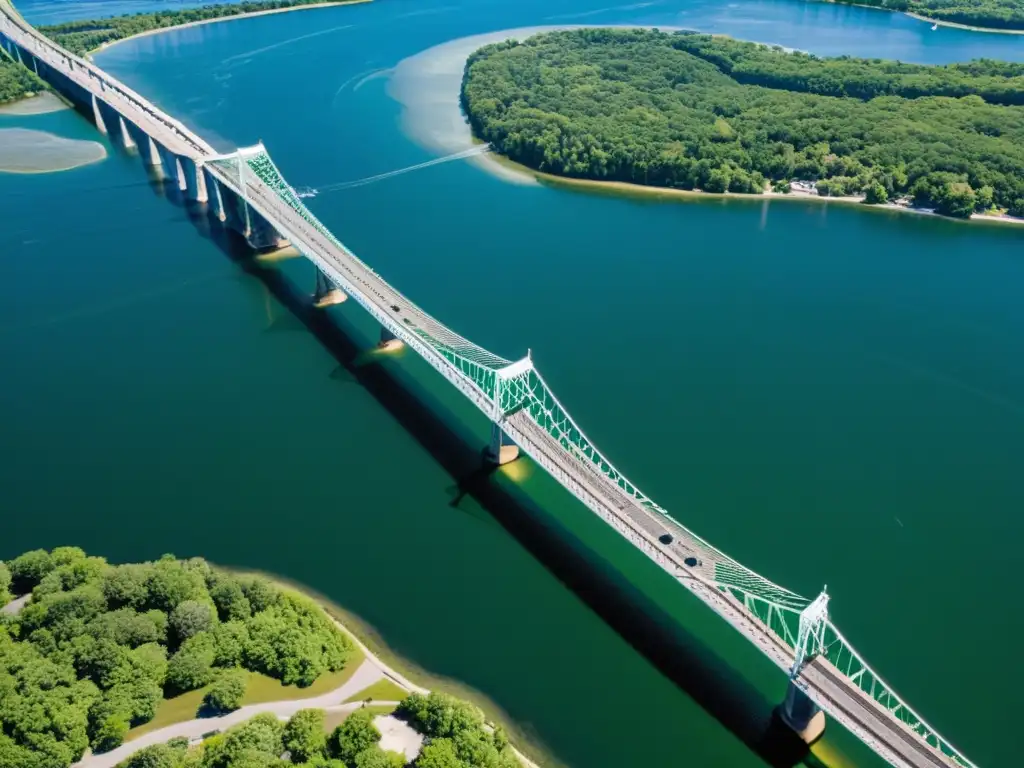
[180,157,208,203]
[154,143,188,193]
[312,267,346,308]
[207,174,227,222]
[485,422,519,466]
[90,93,107,134]
[378,326,404,352]
[245,210,289,250]
[117,116,136,151]
[143,136,164,176]
[778,682,826,744]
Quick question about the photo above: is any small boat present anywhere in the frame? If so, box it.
[931,23,938,30]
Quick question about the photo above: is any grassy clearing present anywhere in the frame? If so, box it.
[342,678,408,704]
[125,647,364,741]
[126,687,210,741]
[242,650,364,705]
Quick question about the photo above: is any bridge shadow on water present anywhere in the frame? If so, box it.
[140,167,820,768]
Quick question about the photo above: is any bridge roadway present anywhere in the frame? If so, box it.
[0,4,964,767]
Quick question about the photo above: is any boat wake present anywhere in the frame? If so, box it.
[315,145,491,194]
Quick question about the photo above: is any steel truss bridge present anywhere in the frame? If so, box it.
[0,4,976,767]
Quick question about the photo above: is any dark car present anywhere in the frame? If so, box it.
[658,533,673,545]
[684,556,701,568]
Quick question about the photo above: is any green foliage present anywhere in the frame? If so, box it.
[821,0,1024,32]
[283,708,327,763]
[330,708,380,764]
[210,577,252,622]
[0,55,48,106]
[354,746,407,768]
[93,713,130,753]
[671,33,1024,106]
[146,560,208,613]
[0,561,10,607]
[211,620,249,667]
[7,548,55,593]
[38,0,354,56]
[103,564,153,610]
[204,668,248,713]
[0,549,352,768]
[0,627,99,767]
[201,712,284,768]
[170,600,216,644]
[462,29,1024,218]
[414,738,461,768]
[397,693,518,768]
[167,633,216,693]
[243,593,350,686]
[864,182,889,204]
[115,742,183,768]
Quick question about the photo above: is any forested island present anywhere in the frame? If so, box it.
[461,29,1024,219]
[822,0,1024,33]
[0,548,353,765]
[0,548,526,768]
[37,0,360,56]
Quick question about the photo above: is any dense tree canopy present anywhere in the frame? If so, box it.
[396,693,519,768]
[462,29,1024,218]
[0,548,352,767]
[826,0,1024,32]
[0,56,47,105]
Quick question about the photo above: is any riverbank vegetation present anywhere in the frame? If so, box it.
[823,0,1024,33]
[38,0,355,56]
[0,53,47,104]
[461,29,1024,218]
[114,691,519,768]
[0,547,353,766]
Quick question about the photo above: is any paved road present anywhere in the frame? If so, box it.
[73,660,385,768]
[1,594,29,616]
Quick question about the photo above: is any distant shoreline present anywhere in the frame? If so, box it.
[904,10,1024,34]
[487,152,1024,227]
[89,0,370,57]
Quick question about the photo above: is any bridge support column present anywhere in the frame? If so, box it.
[90,93,107,134]
[173,157,187,193]
[312,267,346,308]
[485,422,519,466]
[145,136,162,169]
[209,176,227,222]
[180,157,207,203]
[378,326,404,352]
[118,116,136,151]
[778,682,825,744]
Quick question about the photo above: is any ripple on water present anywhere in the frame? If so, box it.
[0,127,106,173]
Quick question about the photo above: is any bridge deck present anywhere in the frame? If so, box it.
[0,5,966,767]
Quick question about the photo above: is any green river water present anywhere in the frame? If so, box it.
[2,0,1022,765]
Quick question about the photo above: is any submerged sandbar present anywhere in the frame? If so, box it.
[0,127,106,173]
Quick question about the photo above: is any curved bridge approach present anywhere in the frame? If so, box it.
[0,5,976,768]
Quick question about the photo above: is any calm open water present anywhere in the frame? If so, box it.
[3,0,1023,766]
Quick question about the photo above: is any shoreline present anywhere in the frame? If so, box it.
[489,152,1024,227]
[87,0,371,57]
[904,10,1024,34]
[237,569,555,768]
